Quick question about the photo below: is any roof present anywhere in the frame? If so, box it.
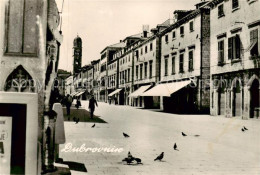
[159,2,210,36]
[100,42,126,54]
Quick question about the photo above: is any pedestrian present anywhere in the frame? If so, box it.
[76,97,81,109]
[65,94,73,119]
[89,95,98,119]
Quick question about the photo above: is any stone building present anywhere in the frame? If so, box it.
[130,23,170,108]
[143,2,210,114]
[0,0,63,174]
[208,0,260,119]
[92,59,100,100]
[99,42,125,102]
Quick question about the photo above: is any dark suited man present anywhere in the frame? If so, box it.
[89,95,98,119]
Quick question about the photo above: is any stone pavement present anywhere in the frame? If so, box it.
[59,101,260,175]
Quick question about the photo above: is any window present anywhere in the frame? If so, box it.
[149,60,153,78]
[136,65,139,80]
[165,35,169,43]
[135,50,139,60]
[172,56,175,74]
[150,43,153,51]
[172,31,176,39]
[232,0,239,9]
[179,54,184,73]
[164,56,169,76]
[128,69,130,82]
[144,62,148,78]
[188,50,194,71]
[145,46,148,53]
[228,35,241,60]
[218,40,225,64]
[140,64,143,80]
[180,26,184,36]
[5,0,39,55]
[141,48,143,55]
[218,4,224,17]
[249,29,259,57]
[189,21,194,32]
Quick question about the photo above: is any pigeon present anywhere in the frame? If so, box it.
[243,126,248,130]
[182,132,187,136]
[123,132,130,138]
[122,157,134,164]
[128,151,133,158]
[241,128,245,132]
[134,157,143,164]
[154,152,164,161]
[122,151,135,165]
[91,124,95,128]
[173,143,178,151]
[75,118,80,124]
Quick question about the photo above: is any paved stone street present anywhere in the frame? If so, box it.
[59,101,260,175]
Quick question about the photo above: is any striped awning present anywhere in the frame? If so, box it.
[141,80,191,97]
[128,85,151,97]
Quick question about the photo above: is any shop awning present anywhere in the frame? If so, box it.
[108,89,122,97]
[128,85,151,97]
[75,91,85,97]
[141,80,191,97]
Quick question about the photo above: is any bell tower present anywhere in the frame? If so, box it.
[73,35,82,75]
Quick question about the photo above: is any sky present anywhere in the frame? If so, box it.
[56,0,200,72]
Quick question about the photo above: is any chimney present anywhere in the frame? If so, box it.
[151,28,158,35]
[143,25,149,38]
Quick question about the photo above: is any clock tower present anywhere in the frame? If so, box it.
[73,35,82,75]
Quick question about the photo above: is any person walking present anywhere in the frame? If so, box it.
[76,97,81,109]
[65,94,72,119]
[89,95,98,119]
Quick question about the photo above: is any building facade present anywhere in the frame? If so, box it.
[209,0,260,119]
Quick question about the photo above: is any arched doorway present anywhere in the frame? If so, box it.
[250,79,259,118]
[232,80,242,117]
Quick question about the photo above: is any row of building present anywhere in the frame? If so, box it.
[67,0,260,120]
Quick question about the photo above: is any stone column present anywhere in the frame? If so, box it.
[160,96,164,111]
[243,85,250,120]
[225,89,232,118]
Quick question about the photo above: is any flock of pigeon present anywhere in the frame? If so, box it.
[89,122,248,165]
[120,131,189,165]
[120,127,249,165]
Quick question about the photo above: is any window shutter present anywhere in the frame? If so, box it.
[235,35,241,59]
[228,38,233,59]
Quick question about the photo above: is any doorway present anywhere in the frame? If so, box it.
[250,79,259,118]
[0,104,27,174]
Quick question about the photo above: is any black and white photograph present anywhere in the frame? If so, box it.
[0,0,260,174]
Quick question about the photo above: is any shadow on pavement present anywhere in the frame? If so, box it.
[63,107,107,123]
[62,161,87,172]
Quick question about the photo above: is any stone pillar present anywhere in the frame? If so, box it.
[43,110,57,173]
[243,85,250,120]
[211,88,218,116]
[225,89,232,118]
[160,96,164,110]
